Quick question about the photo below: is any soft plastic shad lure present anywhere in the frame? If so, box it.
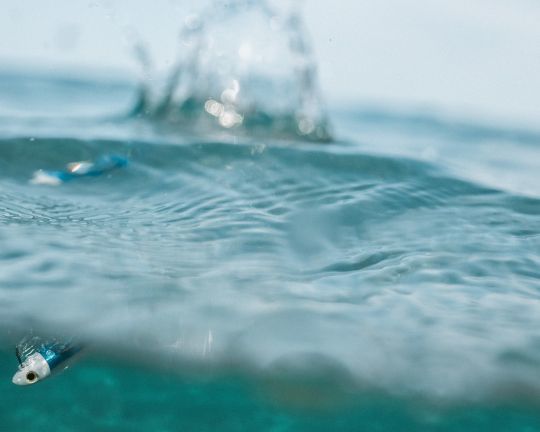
[31,154,128,186]
[12,336,82,386]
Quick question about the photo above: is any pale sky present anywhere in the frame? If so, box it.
[1,0,539,126]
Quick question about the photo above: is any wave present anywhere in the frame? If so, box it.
[0,134,539,403]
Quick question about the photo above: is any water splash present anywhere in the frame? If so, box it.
[132,0,331,142]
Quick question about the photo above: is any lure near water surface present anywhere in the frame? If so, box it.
[31,154,128,186]
[12,336,82,386]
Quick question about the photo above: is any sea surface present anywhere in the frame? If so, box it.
[0,6,540,429]
[0,68,539,431]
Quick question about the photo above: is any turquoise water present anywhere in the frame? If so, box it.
[1,45,540,430]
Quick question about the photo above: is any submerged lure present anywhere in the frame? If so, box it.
[31,154,128,186]
[12,336,81,386]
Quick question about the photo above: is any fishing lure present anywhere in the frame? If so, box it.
[31,154,128,186]
[12,335,82,386]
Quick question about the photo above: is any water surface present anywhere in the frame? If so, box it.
[0,68,539,430]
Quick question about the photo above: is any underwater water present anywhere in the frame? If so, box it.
[1,3,540,430]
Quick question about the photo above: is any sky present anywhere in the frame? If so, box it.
[1,0,539,126]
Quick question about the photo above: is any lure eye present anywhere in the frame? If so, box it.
[26,371,37,382]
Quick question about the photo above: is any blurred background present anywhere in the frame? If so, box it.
[1,0,540,127]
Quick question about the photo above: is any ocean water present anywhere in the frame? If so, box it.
[1,4,540,430]
[0,70,539,432]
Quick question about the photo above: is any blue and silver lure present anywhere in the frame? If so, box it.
[12,336,82,386]
[31,154,128,186]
